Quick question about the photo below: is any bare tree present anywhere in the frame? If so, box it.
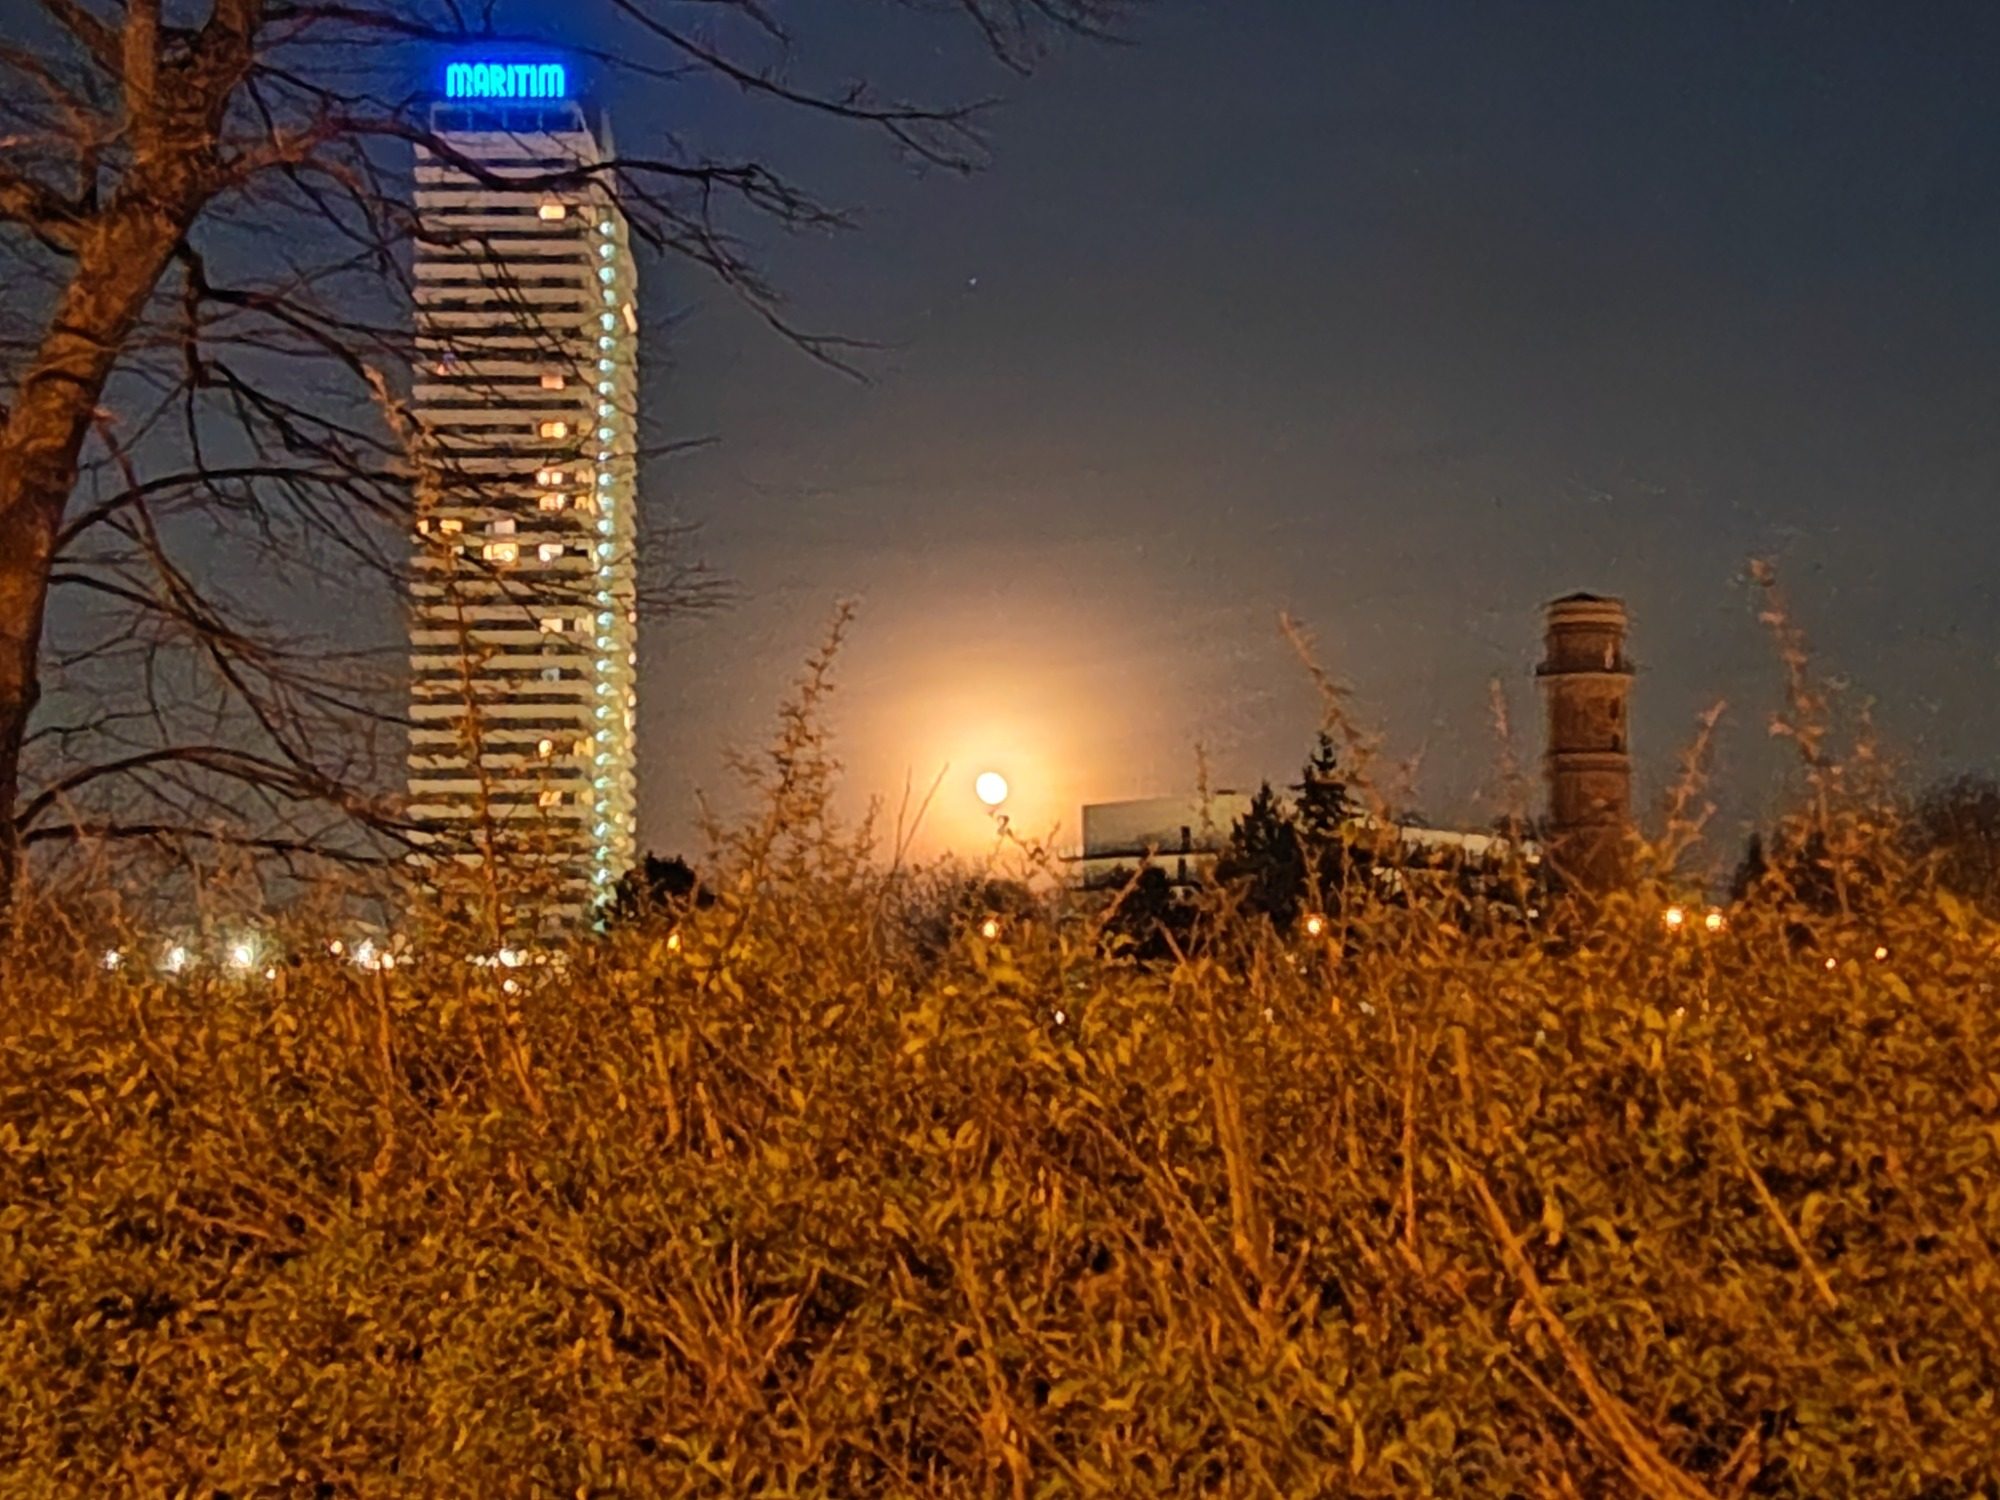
[0,0,1134,914]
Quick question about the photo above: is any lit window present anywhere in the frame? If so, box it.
[490,518,515,535]
[538,542,563,562]
[483,541,519,563]
[535,467,566,485]
[416,518,431,535]
[622,303,638,333]
[538,789,562,808]
[538,201,567,221]
[540,372,566,390]
[538,617,564,634]
[439,518,463,535]
[539,493,567,512]
[537,737,556,757]
[539,420,568,438]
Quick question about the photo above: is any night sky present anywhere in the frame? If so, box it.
[607,1,2000,863]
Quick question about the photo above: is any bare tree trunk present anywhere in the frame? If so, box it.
[0,206,189,910]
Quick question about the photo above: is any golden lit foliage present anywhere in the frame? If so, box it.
[2,823,1997,1497]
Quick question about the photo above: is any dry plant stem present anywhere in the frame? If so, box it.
[1280,612,1391,825]
[1204,1019,1274,1299]
[1656,700,1726,877]
[1727,1124,1840,1313]
[1464,1168,1723,1500]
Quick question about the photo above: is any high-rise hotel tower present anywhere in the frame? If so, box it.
[406,61,638,922]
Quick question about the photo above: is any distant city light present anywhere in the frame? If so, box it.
[101,949,123,971]
[975,771,1009,808]
[1663,905,1686,930]
[1303,913,1327,938]
[979,917,1001,941]
[162,945,189,975]
[1703,910,1725,933]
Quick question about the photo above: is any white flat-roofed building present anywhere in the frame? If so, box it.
[1069,794,1535,896]
[1072,792,1254,890]
[406,67,638,923]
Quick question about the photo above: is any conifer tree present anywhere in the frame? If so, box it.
[1293,731,1355,844]
[1217,781,1307,929]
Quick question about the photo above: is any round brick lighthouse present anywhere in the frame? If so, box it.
[1537,592,1633,895]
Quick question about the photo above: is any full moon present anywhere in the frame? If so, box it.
[974,771,1010,808]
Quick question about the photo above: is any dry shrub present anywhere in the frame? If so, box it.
[3,813,1995,1498]
[2,619,1997,1496]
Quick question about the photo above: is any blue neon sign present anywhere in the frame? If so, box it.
[445,61,568,100]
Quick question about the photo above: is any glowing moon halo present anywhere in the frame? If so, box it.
[974,771,1010,808]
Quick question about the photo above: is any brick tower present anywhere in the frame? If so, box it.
[1537,592,1633,895]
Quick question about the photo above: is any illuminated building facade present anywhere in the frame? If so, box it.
[406,61,638,922]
